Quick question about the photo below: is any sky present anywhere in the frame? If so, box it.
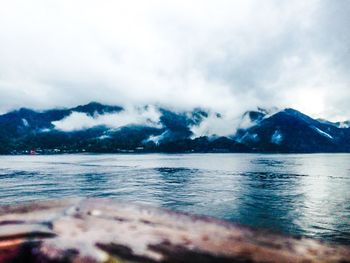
[0,0,349,121]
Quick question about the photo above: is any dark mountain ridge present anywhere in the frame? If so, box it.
[235,108,350,152]
[0,102,349,154]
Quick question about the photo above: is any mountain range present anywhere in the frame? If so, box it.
[1,102,349,154]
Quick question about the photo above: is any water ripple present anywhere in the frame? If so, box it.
[0,153,349,245]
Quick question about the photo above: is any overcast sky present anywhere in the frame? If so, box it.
[0,0,349,120]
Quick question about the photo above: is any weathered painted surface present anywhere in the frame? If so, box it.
[0,198,348,262]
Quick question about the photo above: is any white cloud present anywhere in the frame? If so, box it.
[53,106,162,131]
[0,0,349,120]
[190,113,238,138]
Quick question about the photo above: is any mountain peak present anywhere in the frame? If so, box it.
[278,108,318,124]
[72,102,123,116]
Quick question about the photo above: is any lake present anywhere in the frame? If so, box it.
[0,153,349,245]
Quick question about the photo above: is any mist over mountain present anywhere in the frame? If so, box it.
[1,102,350,154]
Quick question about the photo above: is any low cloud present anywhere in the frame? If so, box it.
[53,106,162,132]
[190,113,238,138]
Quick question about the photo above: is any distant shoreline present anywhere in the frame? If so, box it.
[3,151,350,156]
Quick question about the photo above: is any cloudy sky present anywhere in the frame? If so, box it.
[0,0,349,120]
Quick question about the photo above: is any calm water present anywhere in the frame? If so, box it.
[0,153,349,245]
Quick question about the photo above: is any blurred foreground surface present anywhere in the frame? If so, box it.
[0,198,349,262]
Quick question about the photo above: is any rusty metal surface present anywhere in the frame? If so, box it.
[0,198,349,262]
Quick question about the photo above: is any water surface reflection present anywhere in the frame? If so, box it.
[0,153,349,244]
